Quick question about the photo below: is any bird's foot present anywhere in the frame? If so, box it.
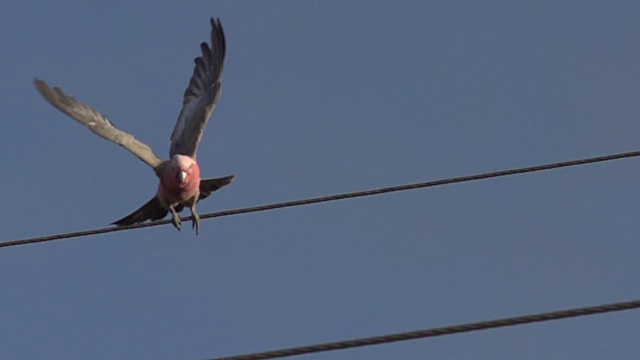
[191,209,200,235]
[171,210,182,231]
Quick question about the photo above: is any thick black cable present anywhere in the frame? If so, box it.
[207,299,640,360]
[3,149,640,248]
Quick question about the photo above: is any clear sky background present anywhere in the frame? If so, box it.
[2,1,639,359]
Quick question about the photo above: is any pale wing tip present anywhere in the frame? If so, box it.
[33,78,50,94]
[33,78,65,102]
[33,78,65,107]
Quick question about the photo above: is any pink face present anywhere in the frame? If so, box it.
[158,154,201,203]
[171,155,197,187]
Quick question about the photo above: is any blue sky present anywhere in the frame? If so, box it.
[2,1,640,359]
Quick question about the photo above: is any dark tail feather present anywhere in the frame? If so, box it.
[112,196,168,226]
[198,174,235,202]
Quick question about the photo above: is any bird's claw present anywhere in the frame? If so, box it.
[171,211,182,231]
[191,210,200,235]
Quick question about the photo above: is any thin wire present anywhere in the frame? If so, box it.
[3,149,640,248]
[207,298,640,360]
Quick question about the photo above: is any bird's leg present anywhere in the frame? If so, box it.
[190,204,200,235]
[188,192,201,235]
[169,205,181,231]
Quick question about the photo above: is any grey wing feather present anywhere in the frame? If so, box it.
[34,79,164,169]
[169,17,226,158]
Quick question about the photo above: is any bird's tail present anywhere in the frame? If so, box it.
[112,196,168,226]
[198,174,235,202]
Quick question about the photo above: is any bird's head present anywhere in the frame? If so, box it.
[170,154,198,186]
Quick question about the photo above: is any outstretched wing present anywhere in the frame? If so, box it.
[34,79,165,169]
[169,17,226,158]
[198,174,235,202]
[174,175,235,213]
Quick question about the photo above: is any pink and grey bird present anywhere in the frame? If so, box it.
[34,18,233,234]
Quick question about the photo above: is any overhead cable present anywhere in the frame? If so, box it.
[208,298,640,360]
[3,149,639,248]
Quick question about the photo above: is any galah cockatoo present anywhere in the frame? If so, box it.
[34,18,233,234]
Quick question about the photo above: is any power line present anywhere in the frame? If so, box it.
[3,149,640,248]
[207,298,640,360]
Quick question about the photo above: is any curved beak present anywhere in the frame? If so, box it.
[179,171,187,183]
